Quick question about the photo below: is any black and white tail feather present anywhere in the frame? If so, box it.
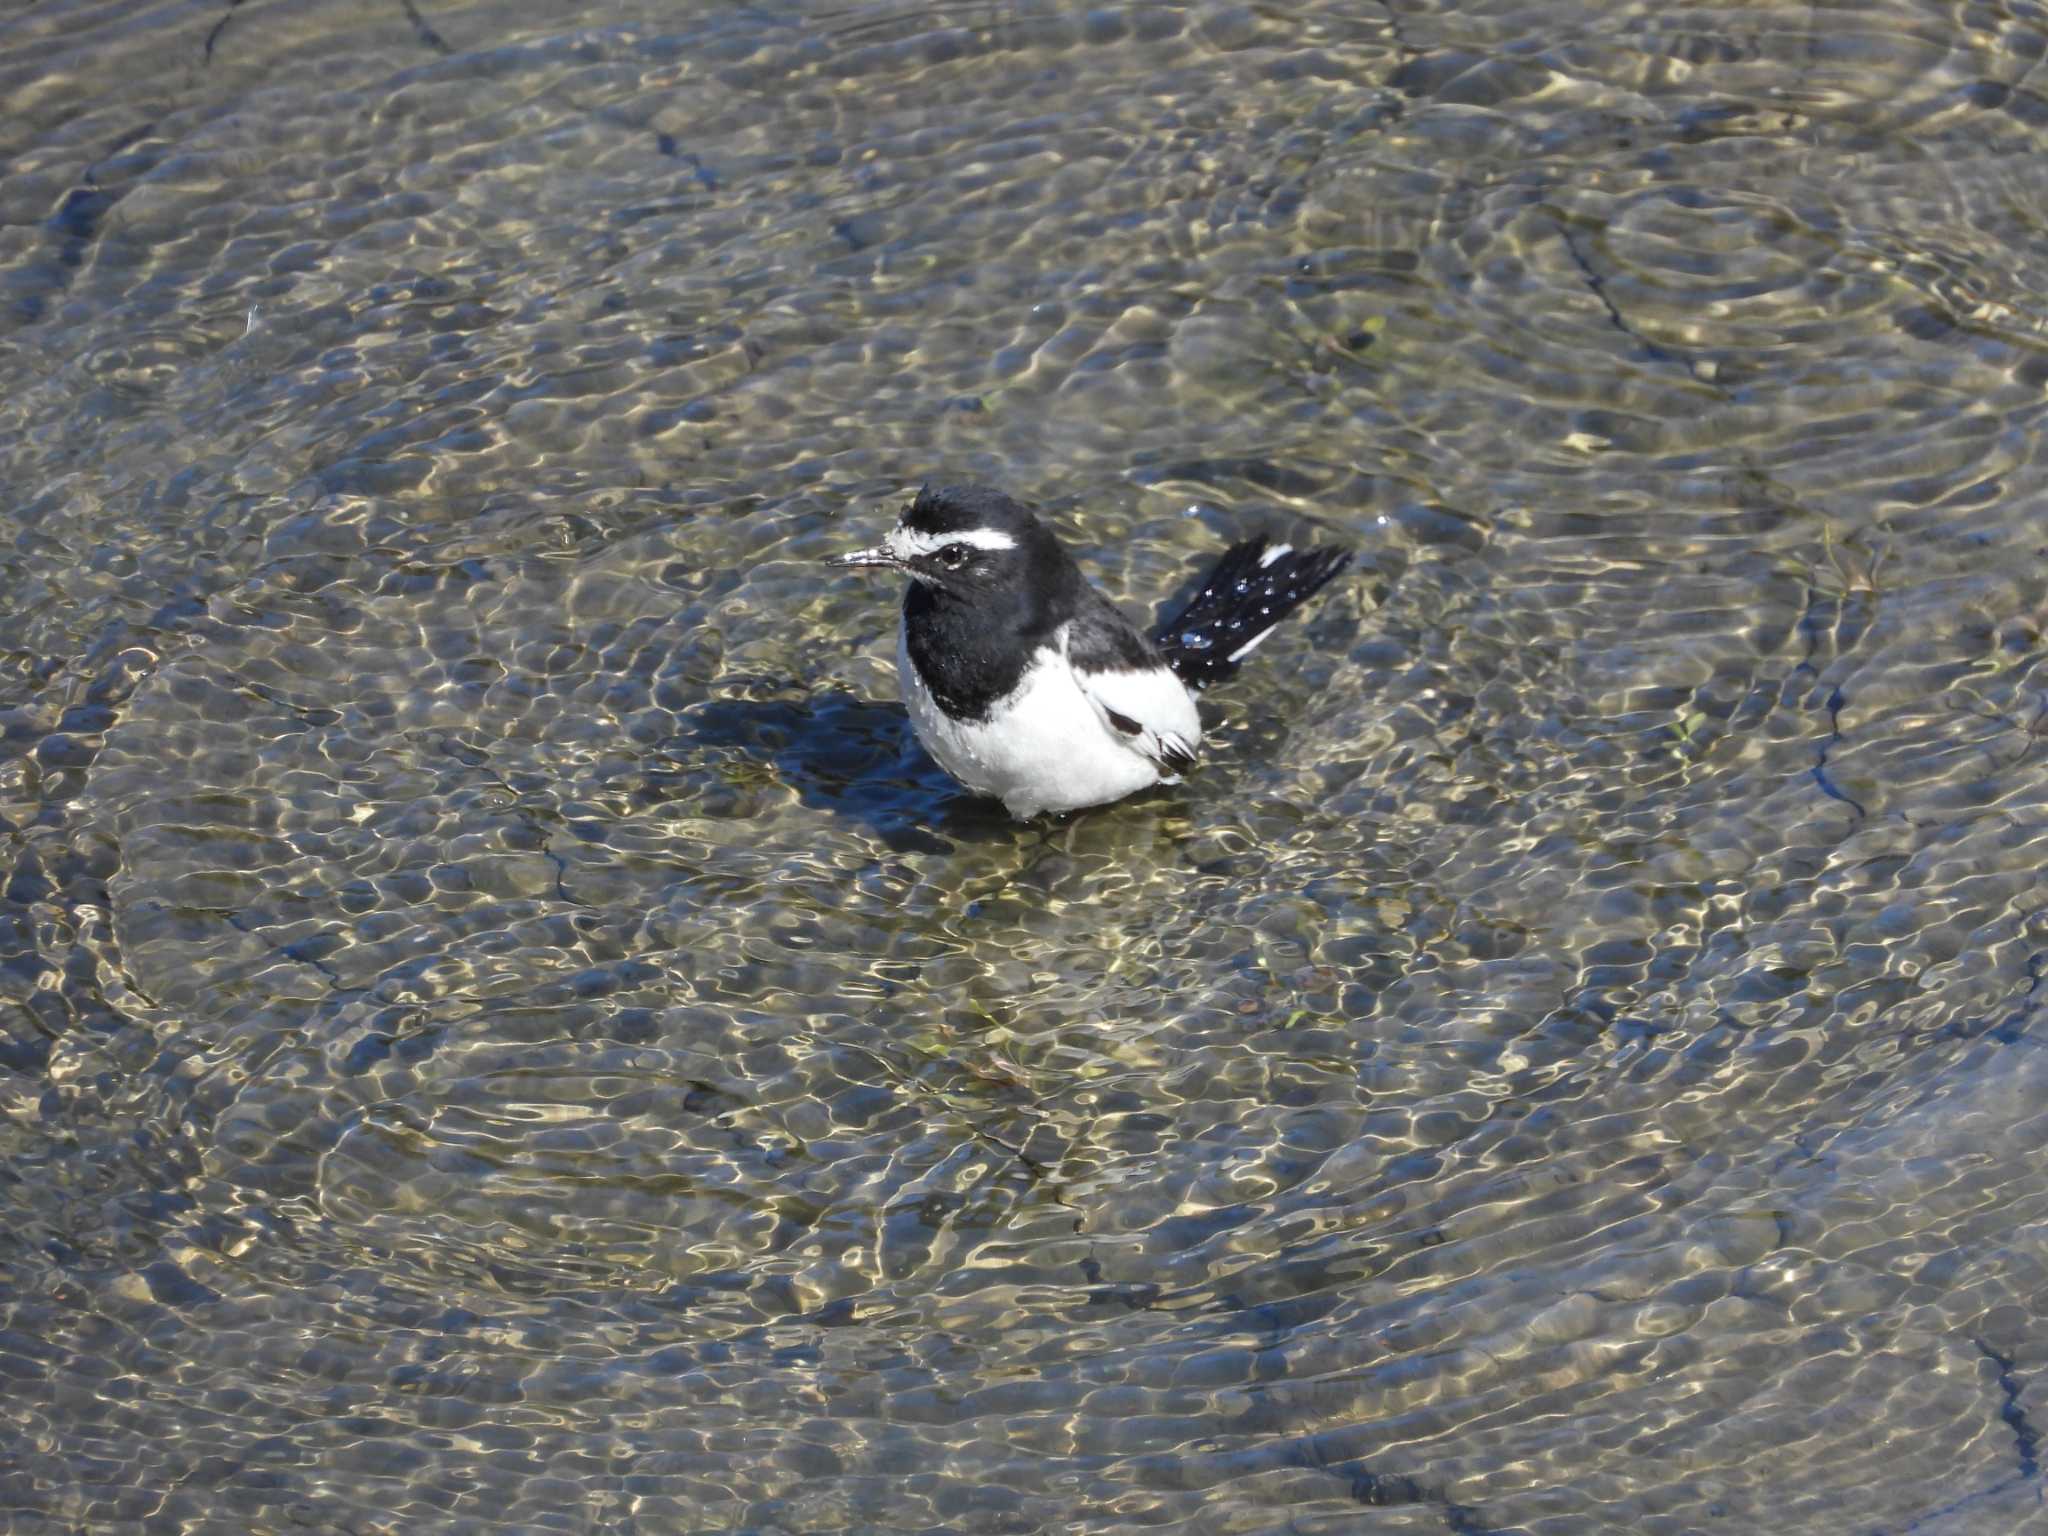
[831,484,1351,819]
[1153,536,1353,692]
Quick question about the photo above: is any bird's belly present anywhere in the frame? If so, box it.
[897,631,1157,817]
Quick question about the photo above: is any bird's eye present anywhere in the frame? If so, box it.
[939,543,969,567]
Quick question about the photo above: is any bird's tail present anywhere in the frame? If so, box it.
[1152,536,1351,691]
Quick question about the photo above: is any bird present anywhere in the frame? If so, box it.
[831,483,1351,819]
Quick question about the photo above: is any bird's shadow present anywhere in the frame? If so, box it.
[673,689,1022,852]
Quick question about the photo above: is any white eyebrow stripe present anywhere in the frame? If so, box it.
[885,525,1018,559]
[1258,542,1293,568]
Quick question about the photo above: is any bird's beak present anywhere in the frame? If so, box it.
[830,546,903,570]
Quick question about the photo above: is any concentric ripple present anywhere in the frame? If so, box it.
[4,0,2048,1532]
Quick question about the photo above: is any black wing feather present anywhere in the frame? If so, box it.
[1067,583,1168,673]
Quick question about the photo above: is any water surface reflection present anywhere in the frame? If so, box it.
[3,1,2047,1531]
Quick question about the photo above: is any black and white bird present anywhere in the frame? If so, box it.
[832,483,1350,819]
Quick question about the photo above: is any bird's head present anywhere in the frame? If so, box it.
[831,483,1053,598]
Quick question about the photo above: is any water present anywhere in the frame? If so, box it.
[3,0,2047,1530]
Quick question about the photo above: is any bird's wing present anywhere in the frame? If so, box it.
[1064,596,1202,775]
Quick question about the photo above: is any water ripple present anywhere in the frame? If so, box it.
[4,0,2048,1531]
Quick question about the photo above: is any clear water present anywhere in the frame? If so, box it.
[4,1,2047,1530]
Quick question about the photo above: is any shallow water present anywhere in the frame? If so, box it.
[3,0,2048,1530]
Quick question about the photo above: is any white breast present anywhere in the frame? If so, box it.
[897,620,1197,819]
